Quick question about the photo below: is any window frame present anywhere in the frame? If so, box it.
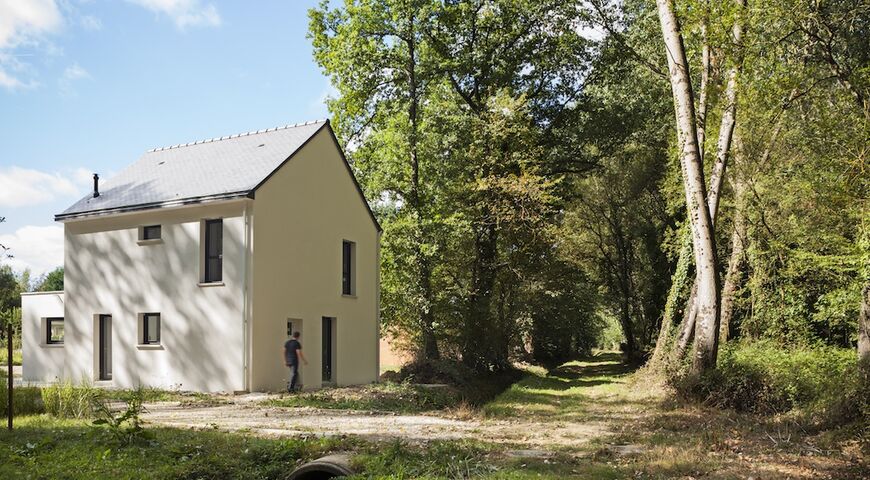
[46,317,64,345]
[204,219,223,283]
[141,313,161,345]
[342,240,355,296]
[140,225,162,241]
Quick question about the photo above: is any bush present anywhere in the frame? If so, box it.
[0,384,44,416]
[675,340,866,424]
[41,379,100,418]
[92,386,148,445]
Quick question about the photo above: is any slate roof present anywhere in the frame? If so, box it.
[57,120,330,221]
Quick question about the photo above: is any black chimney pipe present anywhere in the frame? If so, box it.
[93,173,100,198]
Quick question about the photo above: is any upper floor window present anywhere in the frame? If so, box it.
[140,225,162,241]
[46,317,64,344]
[204,219,223,283]
[342,240,355,296]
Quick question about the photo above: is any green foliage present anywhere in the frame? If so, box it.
[92,387,148,446]
[0,416,357,480]
[0,385,44,417]
[264,381,461,413]
[35,267,63,292]
[41,379,100,418]
[677,341,865,423]
[351,439,493,479]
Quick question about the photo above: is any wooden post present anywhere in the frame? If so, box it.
[7,321,12,430]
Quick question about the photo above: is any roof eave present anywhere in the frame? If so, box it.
[55,191,252,222]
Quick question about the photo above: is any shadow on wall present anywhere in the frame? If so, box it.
[64,189,245,392]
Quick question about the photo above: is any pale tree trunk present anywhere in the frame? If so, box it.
[672,0,745,362]
[650,5,711,368]
[655,0,721,373]
[696,5,711,163]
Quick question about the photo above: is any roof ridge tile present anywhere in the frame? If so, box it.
[146,119,327,153]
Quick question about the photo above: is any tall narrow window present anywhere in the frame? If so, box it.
[204,219,223,283]
[46,317,64,345]
[142,313,161,345]
[342,240,354,295]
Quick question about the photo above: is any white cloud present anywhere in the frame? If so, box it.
[0,166,91,208]
[80,15,101,31]
[127,0,221,29]
[59,62,91,94]
[0,0,62,49]
[0,0,63,90]
[0,225,63,276]
[62,62,89,81]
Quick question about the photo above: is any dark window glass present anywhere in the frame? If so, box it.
[141,225,161,240]
[143,313,160,345]
[322,317,333,382]
[204,219,223,282]
[342,241,353,295]
[46,317,64,344]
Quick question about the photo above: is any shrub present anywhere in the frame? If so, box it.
[92,386,149,445]
[675,340,865,424]
[0,383,44,416]
[41,378,100,418]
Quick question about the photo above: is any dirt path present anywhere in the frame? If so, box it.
[143,397,606,449]
[142,354,867,478]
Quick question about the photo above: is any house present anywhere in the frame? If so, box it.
[21,120,382,392]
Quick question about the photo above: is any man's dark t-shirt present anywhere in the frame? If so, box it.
[284,339,301,365]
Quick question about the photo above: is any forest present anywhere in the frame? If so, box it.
[309,0,868,416]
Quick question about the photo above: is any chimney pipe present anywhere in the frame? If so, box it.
[93,173,100,198]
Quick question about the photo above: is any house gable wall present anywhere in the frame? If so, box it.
[251,127,379,391]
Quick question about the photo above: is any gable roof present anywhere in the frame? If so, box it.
[56,120,381,231]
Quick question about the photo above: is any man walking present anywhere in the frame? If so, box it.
[283,331,308,393]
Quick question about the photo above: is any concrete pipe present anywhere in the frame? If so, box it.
[285,453,356,480]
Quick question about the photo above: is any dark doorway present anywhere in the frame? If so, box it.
[322,317,334,383]
[98,314,112,380]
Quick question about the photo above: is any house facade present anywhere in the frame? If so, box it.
[22,120,381,392]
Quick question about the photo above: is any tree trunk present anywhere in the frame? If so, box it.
[719,200,746,342]
[463,222,498,371]
[406,14,439,361]
[655,0,721,374]
[696,5,711,163]
[859,283,870,364]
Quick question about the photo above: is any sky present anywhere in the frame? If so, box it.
[0,0,332,276]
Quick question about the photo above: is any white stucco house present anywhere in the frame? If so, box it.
[22,120,381,392]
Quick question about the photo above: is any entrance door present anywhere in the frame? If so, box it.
[322,317,333,383]
[98,314,112,380]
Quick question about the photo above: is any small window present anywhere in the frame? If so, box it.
[46,317,64,344]
[140,225,161,241]
[342,240,355,295]
[204,219,223,283]
[142,313,161,345]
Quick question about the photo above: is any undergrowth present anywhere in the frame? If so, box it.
[673,340,869,427]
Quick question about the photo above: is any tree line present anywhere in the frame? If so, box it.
[309,0,868,374]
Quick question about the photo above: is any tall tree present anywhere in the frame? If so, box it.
[310,0,442,361]
[655,0,721,373]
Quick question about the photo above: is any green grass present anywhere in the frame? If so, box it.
[264,381,462,413]
[0,348,22,366]
[483,353,633,420]
[0,415,359,480]
[0,416,623,480]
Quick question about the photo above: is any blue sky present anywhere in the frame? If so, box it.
[0,0,331,275]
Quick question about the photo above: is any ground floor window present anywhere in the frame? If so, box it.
[140,312,161,345]
[46,317,64,344]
